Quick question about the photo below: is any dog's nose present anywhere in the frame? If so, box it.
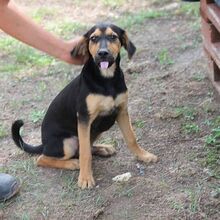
[98,49,109,57]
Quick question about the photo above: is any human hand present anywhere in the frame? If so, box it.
[64,37,89,65]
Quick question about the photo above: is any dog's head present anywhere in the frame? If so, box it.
[71,23,136,71]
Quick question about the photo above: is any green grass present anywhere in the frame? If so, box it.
[47,21,86,37]
[117,9,167,29]
[175,106,200,135]
[0,38,46,66]
[0,37,15,49]
[1,158,37,177]
[170,200,184,212]
[204,127,220,179]
[99,137,116,146]
[185,185,202,213]
[29,109,46,123]
[133,119,145,128]
[182,122,200,134]
[0,124,7,139]
[14,47,52,66]
[175,106,197,121]
[0,63,22,73]
[114,183,139,199]
[0,37,53,75]
[191,73,206,82]
[21,213,31,220]
[37,81,47,94]
[156,48,174,66]
[32,8,58,23]
[178,2,200,18]
[101,0,126,7]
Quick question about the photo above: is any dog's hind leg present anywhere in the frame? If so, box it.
[37,137,79,170]
[92,144,116,157]
[91,134,116,157]
[37,155,79,170]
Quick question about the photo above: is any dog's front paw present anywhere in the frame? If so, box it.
[137,151,158,163]
[78,173,95,189]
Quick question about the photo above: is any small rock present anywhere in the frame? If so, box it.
[112,172,132,182]
[136,163,145,176]
[211,190,220,199]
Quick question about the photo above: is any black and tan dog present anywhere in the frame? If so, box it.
[11,23,158,189]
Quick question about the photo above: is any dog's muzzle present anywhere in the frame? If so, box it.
[95,49,114,69]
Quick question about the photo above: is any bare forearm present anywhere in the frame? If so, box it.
[0,0,83,64]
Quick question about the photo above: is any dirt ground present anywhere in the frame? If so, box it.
[0,0,220,219]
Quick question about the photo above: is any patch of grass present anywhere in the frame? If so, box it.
[156,48,174,66]
[48,21,86,37]
[179,37,202,52]
[1,37,54,76]
[32,7,57,23]
[21,213,31,220]
[178,2,200,18]
[0,37,15,50]
[99,137,116,146]
[211,116,220,127]
[117,9,167,29]
[60,172,93,203]
[114,183,138,198]
[14,46,53,66]
[0,63,22,74]
[170,200,184,212]
[120,48,127,59]
[175,106,197,121]
[204,127,220,178]
[95,195,107,207]
[30,109,46,124]
[37,81,47,94]
[133,119,145,128]
[0,37,52,66]
[0,124,7,139]
[185,185,202,213]
[182,122,200,134]
[61,173,78,195]
[101,0,126,7]
[2,158,37,178]
[191,73,206,82]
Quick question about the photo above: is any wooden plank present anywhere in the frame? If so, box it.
[204,42,220,83]
[204,47,220,95]
[201,17,220,43]
[206,3,220,33]
[204,41,220,71]
[200,0,215,21]
[201,0,220,95]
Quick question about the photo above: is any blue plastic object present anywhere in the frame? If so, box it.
[215,0,220,7]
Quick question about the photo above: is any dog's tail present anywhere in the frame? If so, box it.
[11,120,43,154]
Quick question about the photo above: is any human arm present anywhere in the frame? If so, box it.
[0,0,86,64]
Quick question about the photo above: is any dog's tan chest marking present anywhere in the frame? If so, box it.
[86,92,128,118]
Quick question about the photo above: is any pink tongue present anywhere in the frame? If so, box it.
[100,61,109,69]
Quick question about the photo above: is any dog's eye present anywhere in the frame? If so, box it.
[90,36,98,42]
[109,34,117,41]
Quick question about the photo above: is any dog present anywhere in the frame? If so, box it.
[11,23,158,189]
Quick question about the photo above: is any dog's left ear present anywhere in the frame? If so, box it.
[71,36,89,57]
[121,32,136,59]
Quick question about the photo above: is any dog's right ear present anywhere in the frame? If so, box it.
[71,36,89,57]
[71,26,96,57]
